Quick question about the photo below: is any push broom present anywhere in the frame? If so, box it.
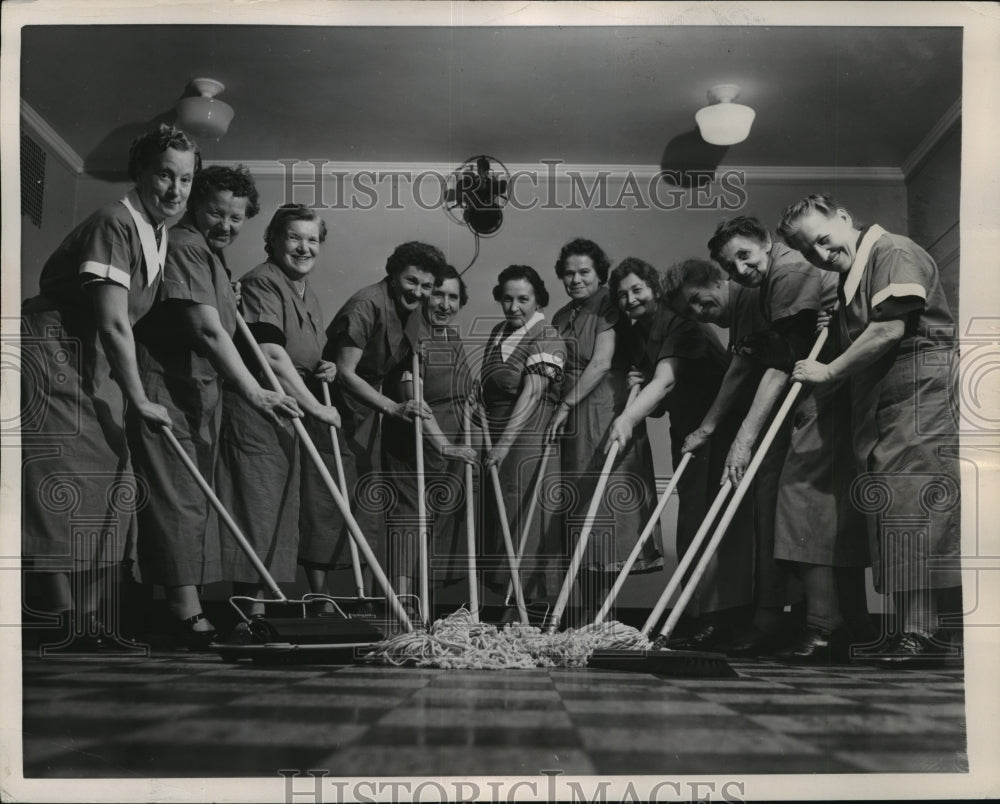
[211,316,415,653]
[587,324,832,675]
[158,426,385,656]
[652,324,832,644]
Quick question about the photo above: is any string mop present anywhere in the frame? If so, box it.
[365,608,651,669]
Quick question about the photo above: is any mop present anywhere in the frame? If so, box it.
[158,426,384,661]
[586,325,833,675]
[204,316,415,659]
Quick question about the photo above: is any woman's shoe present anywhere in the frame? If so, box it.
[170,613,219,650]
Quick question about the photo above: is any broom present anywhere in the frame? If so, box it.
[588,324,832,675]
[654,324,832,642]
[234,315,414,635]
[158,426,384,647]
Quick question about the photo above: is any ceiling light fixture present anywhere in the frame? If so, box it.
[175,77,234,140]
[694,84,755,146]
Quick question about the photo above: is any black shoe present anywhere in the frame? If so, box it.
[862,632,956,668]
[718,625,788,658]
[170,613,219,650]
[774,627,846,664]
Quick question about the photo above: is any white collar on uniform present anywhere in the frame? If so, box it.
[494,310,545,362]
[842,224,888,305]
[120,189,168,284]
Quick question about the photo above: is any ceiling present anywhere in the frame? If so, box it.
[20,25,962,173]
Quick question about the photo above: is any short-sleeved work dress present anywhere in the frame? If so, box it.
[126,215,238,586]
[552,286,663,574]
[21,190,165,568]
[837,228,960,593]
[380,309,476,585]
[618,300,754,614]
[480,313,566,599]
[216,261,326,584]
[750,245,868,568]
[298,279,412,571]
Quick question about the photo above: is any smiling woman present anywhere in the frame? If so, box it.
[20,125,199,647]
[214,204,341,615]
[299,242,446,605]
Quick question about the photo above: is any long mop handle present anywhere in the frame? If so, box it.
[480,405,529,625]
[412,352,430,626]
[640,479,733,635]
[236,316,413,632]
[321,381,365,598]
[544,384,641,633]
[658,325,832,640]
[463,403,480,621]
[160,426,286,601]
[504,443,555,606]
[592,451,693,626]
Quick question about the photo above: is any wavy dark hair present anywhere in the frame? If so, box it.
[608,257,662,301]
[554,238,611,283]
[127,124,201,182]
[662,258,727,304]
[385,241,447,279]
[492,264,550,307]
[707,216,770,262]
[777,192,861,240]
[189,164,261,219]
[264,204,328,257]
[435,264,469,307]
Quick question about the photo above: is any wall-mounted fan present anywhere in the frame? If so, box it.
[444,155,511,237]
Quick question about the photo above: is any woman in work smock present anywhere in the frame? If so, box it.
[546,240,663,622]
[607,257,749,641]
[216,204,341,612]
[21,125,198,647]
[481,265,566,608]
[782,192,961,664]
[300,242,442,602]
[380,265,478,602]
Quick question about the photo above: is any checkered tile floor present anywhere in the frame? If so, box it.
[20,648,967,777]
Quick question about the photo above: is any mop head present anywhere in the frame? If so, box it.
[365,608,651,669]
